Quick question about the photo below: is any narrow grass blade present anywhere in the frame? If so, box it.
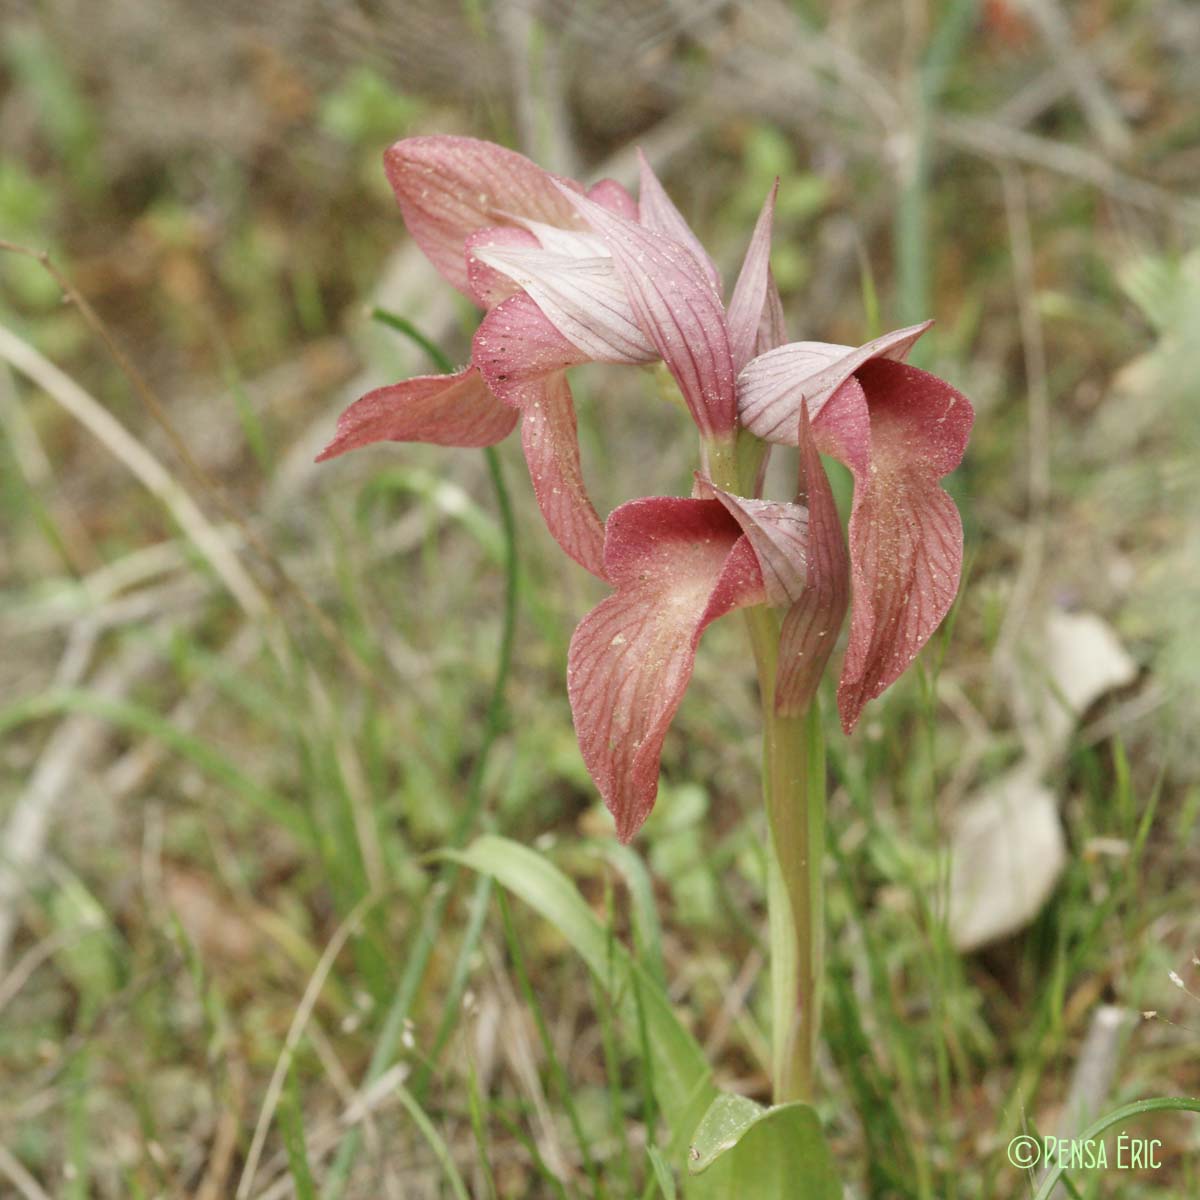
[446,835,717,1163]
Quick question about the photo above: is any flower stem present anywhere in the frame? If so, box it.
[709,442,828,1104]
[743,606,826,1106]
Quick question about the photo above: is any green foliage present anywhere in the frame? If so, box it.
[319,67,423,149]
[3,26,100,195]
[688,1094,840,1197]
[448,835,717,1167]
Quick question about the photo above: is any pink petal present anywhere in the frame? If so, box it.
[465,226,539,309]
[384,136,584,296]
[587,178,639,219]
[315,366,516,461]
[694,475,808,607]
[501,219,609,258]
[473,294,606,576]
[471,241,656,364]
[558,184,738,440]
[834,360,974,731]
[568,498,766,841]
[755,268,788,357]
[737,321,934,444]
[635,149,723,296]
[726,180,779,372]
[775,402,850,716]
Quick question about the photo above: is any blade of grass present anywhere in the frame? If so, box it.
[280,1066,318,1200]
[322,313,519,1198]
[498,889,602,1194]
[395,1084,472,1200]
[464,1048,500,1200]
[646,1146,677,1200]
[412,872,494,1097]
[895,0,977,343]
[1032,1098,1200,1200]
[591,973,636,1198]
[595,842,666,988]
[493,1108,571,1200]
[0,688,306,838]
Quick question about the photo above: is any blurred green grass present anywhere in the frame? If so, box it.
[1,2,1199,1197]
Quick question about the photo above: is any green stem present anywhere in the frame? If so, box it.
[709,447,827,1106]
[745,608,825,1105]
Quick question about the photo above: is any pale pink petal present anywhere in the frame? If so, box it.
[635,149,723,296]
[834,360,974,731]
[587,177,639,219]
[568,498,766,840]
[726,181,779,372]
[465,226,539,309]
[775,402,850,716]
[695,475,808,607]
[756,268,788,357]
[558,185,738,440]
[473,294,606,576]
[384,135,584,295]
[737,321,934,443]
[316,366,516,461]
[497,215,609,258]
[471,241,655,363]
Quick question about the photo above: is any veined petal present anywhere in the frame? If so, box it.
[474,294,606,576]
[315,366,516,461]
[472,241,655,364]
[559,184,738,439]
[726,180,779,372]
[465,225,539,309]
[694,475,808,607]
[834,360,974,731]
[755,268,788,358]
[587,177,639,219]
[635,149,723,296]
[498,216,609,259]
[567,498,766,841]
[775,402,850,716]
[384,135,584,296]
[737,321,934,443]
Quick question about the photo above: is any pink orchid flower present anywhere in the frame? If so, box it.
[318,134,769,578]
[319,135,973,842]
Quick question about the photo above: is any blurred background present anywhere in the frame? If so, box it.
[1,1,1198,1196]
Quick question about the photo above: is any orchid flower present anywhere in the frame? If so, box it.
[318,134,744,578]
[549,197,973,841]
[321,135,975,1118]
[319,134,973,844]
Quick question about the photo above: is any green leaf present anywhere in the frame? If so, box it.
[647,1145,679,1199]
[280,1068,317,1200]
[447,836,716,1162]
[688,1094,840,1199]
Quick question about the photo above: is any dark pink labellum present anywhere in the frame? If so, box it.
[824,360,974,731]
[384,135,585,297]
[559,184,738,441]
[474,293,605,576]
[775,402,850,716]
[567,498,767,841]
[315,366,517,461]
